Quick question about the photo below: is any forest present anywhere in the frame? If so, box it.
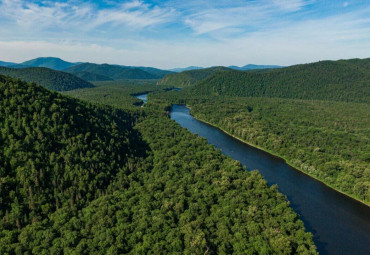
[158,58,370,103]
[152,91,370,204]
[157,66,232,87]
[67,71,113,82]
[0,67,93,91]
[0,76,317,253]
[65,63,172,80]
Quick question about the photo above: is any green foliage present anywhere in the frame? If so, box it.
[62,80,168,110]
[65,63,172,80]
[0,75,146,242]
[70,71,113,81]
[0,76,317,253]
[0,67,93,91]
[191,58,370,103]
[154,91,370,204]
[158,66,232,87]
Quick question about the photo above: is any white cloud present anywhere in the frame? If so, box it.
[182,0,312,35]
[0,1,369,68]
[91,1,174,29]
[0,0,174,32]
[270,0,311,12]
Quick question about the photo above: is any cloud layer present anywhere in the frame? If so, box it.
[0,0,369,68]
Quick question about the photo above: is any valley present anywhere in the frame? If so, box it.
[0,57,369,254]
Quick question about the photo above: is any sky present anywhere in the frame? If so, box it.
[0,0,369,69]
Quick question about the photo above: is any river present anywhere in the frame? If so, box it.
[137,93,370,255]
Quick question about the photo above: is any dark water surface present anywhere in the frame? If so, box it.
[170,104,370,255]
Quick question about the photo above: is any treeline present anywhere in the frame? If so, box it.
[190,58,370,103]
[62,80,172,110]
[65,63,173,81]
[153,91,370,204]
[0,76,317,253]
[70,71,113,82]
[0,67,93,91]
[157,66,232,87]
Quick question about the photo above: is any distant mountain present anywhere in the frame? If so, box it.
[20,57,78,70]
[191,58,370,103]
[65,63,159,80]
[168,65,281,72]
[158,66,232,87]
[0,67,93,91]
[2,58,173,80]
[135,66,174,78]
[0,61,17,67]
[169,66,204,72]
[228,64,283,70]
[115,68,158,79]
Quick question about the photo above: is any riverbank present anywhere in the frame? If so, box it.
[183,105,369,207]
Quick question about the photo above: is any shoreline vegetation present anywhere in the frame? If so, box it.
[0,78,318,253]
[182,105,369,207]
[151,77,369,206]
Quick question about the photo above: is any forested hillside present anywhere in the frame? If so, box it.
[137,66,174,78]
[158,66,232,87]
[0,76,317,253]
[0,67,93,91]
[63,80,165,109]
[71,71,113,81]
[65,63,170,80]
[152,91,370,204]
[191,58,370,103]
[0,75,147,253]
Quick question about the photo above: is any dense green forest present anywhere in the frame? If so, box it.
[190,58,370,103]
[63,80,168,109]
[70,71,113,82]
[0,67,93,91]
[65,63,172,80]
[157,66,232,87]
[0,76,317,254]
[152,91,370,204]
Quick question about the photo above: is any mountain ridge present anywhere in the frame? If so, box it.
[0,66,93,91]
[158,66,233,87]
[19,57,78,70]
[190,58,370,103]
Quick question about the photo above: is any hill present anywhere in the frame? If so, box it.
[158,66,232,87]
[65,63,158,80]
[136,66,174,78]
[0,61,16,67]
[115,67,158,79]
[0,67,93,91]
[169,66,204,72]
[20,57,77,70]
[0,75,147,252]
[71,71,113,81]
[0,75,317,254]
[228,64,283,70]
[191,58,370,103]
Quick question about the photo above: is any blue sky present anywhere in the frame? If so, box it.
[0,0,369,68]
